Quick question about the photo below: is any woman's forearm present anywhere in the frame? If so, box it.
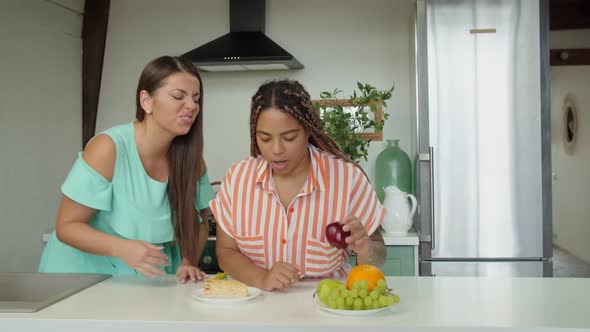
[354,232,386,267]
[217,247,268,289]
[56,222,124,257]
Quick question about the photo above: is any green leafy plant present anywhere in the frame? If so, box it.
[314,82,393,162]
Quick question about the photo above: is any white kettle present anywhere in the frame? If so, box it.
[382,186,417,234]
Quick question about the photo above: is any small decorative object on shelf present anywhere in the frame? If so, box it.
[375,139,412,202]
[550,48,590,66]
[382,186,417,235]
[562,94,578,155]
[314,82,393,163]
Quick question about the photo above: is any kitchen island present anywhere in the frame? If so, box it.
[1,276,589,331]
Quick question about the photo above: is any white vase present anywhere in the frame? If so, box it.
[382,185,417,235]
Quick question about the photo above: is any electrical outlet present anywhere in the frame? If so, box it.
[42,233,51,243]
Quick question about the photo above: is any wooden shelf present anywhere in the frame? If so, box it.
[550,48,590,66]
[550,0,590,30]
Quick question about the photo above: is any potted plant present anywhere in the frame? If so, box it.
[314,82,394,163]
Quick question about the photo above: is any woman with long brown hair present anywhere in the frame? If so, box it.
[211,80,386,291]
[39,56,214,283]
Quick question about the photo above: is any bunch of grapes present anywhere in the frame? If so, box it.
[315,279,400,310]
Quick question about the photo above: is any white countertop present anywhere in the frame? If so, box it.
[1,275,589,331]
[381,227,419,246]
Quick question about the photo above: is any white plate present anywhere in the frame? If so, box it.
[317,302,394,316]
[192,286,262,304]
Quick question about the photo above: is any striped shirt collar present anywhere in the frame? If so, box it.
[255,145,329,194]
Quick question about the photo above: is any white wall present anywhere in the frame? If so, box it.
[97,0,417,184]
[550,29,590,264]
[0,0,83,272]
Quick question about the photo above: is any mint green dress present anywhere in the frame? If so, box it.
[38,123,215,275]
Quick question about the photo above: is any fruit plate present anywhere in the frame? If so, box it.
[192,286,262,304]
[317,302,395,316]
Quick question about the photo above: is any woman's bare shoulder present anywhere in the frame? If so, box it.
[81,134,116,181]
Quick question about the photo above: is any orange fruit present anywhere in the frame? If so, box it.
[346,264,385,291]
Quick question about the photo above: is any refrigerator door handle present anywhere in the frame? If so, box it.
[429,146,435,251]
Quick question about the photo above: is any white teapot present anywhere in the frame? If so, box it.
[382,186,417,234]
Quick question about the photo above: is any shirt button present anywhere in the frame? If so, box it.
[288,207,294,213]
[281,239,287,245]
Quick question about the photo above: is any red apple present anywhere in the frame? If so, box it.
[325,222,351,249]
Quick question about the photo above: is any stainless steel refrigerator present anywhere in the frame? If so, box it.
[414,0,553,277]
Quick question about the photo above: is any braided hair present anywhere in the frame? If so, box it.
[250,80,348,160]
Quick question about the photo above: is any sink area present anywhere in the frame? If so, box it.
[0,272,111,313]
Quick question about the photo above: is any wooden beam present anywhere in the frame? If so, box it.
[82,0,110,148]
[550,0,590,30]
[550,48,590,66]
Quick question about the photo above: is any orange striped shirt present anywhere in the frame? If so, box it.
[210,145,385,277]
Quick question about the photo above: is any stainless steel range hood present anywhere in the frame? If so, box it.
[182,0,303,72]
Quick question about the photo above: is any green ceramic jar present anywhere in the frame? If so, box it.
[375,139,412,202]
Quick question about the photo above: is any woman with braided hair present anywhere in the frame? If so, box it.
[210,80,386,291]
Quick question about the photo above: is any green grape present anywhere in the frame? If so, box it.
[351,281,360,290]
[316,279,344,293]
[318,286,331,296]
[371,301,379,309]
[335,297,345,308]
[356,280,369,290]
[340,289,351,298]
[376,279,387,289]
[318,286,331,295]
[378,295,390,307]
[363,296,373,307]
[330,288,340,300]
[387,295,397,305]
[318,291,330,304]
[369,290,380,300]
[353,298,364,310]
[345,297,354,308]
[349,289,359,298]
[372,285,385,295]
[358,289,368,298]
[374,300,384,309]
[380,294,400,306]
[328,299,338,309]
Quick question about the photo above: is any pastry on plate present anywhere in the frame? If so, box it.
[203,279,248,297]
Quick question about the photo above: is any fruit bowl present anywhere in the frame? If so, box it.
[317,300,397,316]
[314,269,400,315]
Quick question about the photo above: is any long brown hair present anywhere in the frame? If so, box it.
[250,80,348,160]
[135,56,204,264]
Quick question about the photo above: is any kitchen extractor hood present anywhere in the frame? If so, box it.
[182,0,303,72]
